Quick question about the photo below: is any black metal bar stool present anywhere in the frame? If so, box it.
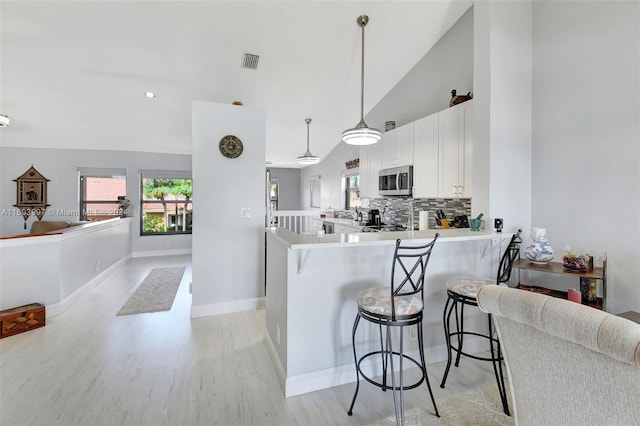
[439,229,522,416]
[347,235,439,426]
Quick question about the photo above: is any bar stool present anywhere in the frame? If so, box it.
[439,229,522,415]
[347,235,439,426]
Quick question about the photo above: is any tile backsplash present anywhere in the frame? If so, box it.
[364,197,472,229]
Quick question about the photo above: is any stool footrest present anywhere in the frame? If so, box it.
[356,350,425,391]
[446,331,503,362]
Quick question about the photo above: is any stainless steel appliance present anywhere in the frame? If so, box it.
[366,209,381,228]
[322,221,335,234]
[378,165,413,196]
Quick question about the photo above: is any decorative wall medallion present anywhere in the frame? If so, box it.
[13,165,51,228]
[219,135,243,158]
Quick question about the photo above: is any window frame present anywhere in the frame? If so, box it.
[139,171,192,236]
[343,171,360,210]
[78,168,127,222]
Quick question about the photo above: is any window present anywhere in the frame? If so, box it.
[343,173,360,210]
[140,171,192,235]
[79,168,127,221]
[270,178,279,212]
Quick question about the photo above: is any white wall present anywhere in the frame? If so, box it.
[0,218,131,314]
[531,0,640,314]
[0,147,192,254]
[191,101,266,316]
[299,141,359,211]
[473,1,533,233]
[269,167,301,210]
[365,6,474,130]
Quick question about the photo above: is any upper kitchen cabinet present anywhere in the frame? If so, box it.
[438,101,473,198]
[412,101,473,198]
[412,113,439,198]
[359,141,382,199]
[381,123,414,169]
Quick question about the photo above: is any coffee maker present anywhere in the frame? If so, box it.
[367,209,381,229]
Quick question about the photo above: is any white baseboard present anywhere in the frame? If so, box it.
[190,296,265,318]
[274,336,487,398]
[132,248,192,258]
[47,255,131,317]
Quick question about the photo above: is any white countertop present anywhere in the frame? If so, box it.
[310,216,362,227]
[268,226,510,250]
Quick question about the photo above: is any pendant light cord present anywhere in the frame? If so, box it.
[306,118,311,151]
[359,19,365,122]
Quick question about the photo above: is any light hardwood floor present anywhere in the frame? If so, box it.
[0,255,498,426]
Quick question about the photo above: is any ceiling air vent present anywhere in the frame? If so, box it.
[242,52,260,70]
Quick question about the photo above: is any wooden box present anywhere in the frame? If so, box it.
[0,303,46,338]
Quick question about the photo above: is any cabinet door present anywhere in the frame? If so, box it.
[412,114,439,198]
[396,123,414,167]
[381,127,399,169]
[460,101,473,197]
[438,105,462,197]
[381,124,414,168]
[359,142,382,199]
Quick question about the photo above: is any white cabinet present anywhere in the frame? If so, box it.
[381,123,414,169]
[412,101,473,198]
[359,141,382,199]
[439,101,472,198]
[412,114,439,198]
[359,101,473,200]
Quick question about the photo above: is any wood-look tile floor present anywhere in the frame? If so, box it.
[0,255,498,426]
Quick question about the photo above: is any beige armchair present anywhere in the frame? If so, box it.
[477,285,640,426]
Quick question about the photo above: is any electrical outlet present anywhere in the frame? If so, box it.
[409,325,417,340]
[95,259,102,272]
[241,208,251,218]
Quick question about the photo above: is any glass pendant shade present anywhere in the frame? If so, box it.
[297,118,320,165]
[342,119,381,146]
[297,152,320,165]
[342,15,381,146]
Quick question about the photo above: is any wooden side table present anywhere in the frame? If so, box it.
[513,258,607,310]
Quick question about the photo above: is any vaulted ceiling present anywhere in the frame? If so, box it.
[1,1,472,167]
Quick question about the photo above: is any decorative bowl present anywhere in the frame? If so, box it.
[562,253,588,272]
[562,263,587,273]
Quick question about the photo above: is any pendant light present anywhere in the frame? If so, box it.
[297,118,320,165]
[0,114,10,128]
[342,15,381,146]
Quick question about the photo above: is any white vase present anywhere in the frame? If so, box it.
[524,227,554,264]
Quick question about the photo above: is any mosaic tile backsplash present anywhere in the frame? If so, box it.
[360,197,472,229]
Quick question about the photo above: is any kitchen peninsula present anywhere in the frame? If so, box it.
[265,227,515,397]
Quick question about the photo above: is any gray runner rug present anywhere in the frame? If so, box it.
[116,267,186,316]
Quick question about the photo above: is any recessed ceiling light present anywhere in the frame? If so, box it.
[145,92,156,99]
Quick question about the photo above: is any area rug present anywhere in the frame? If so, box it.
[368,382,514,426]
[116,267,186,316]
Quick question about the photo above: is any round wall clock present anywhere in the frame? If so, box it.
[219,135,243,158]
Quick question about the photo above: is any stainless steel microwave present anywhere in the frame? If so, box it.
[378,165,413,196]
